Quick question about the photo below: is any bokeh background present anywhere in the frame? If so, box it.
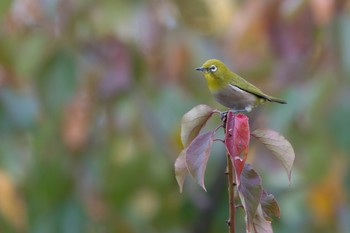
[0,0,350,232]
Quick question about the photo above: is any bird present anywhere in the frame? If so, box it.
[195,59,286,112]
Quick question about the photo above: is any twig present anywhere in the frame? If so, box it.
[226,154,236,233]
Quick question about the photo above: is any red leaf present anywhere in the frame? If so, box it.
[225,112,250,158]
[225,112,250,183]
[185,131,215,191]
[233,148,248,185]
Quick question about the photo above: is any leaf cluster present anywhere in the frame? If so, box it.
[175,105,295,232]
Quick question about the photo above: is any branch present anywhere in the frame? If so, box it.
[226,153,236,233]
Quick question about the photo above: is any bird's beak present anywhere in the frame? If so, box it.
[195,67,206,72]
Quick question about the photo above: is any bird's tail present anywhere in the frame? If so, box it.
[268,96,287,104]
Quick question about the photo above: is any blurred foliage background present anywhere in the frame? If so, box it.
[0,0,350,232]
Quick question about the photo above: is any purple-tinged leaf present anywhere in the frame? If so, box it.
[238,164,262,232]
[181,105,214,147]
[253,205,273,233]
[174,150,188,193]
[185,131,215,191]
[261,190,280,221]
[252,129,295,182]
[225,112,250,158]
[86,38,132,99]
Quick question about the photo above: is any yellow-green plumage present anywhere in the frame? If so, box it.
[196,59,286,112]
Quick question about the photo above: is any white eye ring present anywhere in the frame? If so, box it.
[210,65,217,72]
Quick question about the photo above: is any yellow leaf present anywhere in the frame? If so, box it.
[307,158,346,226]
[0,171,27,231]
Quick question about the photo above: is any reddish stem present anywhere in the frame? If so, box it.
[226,153,236,233]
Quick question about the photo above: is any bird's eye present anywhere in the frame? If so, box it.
[210,65,217,72]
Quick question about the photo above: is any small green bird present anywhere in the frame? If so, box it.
[196,59,286,112]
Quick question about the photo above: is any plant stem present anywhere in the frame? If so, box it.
[226,153,236,233]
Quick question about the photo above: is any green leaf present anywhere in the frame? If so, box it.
[0,88,38,130]
[181,105,214,147]
[37,50,77,116]
[174,150,188,193]
[238,164,262,232]
[252,129,295,182]
[185,131,215,191]
[261,190,280,221]
[0,0,11,18]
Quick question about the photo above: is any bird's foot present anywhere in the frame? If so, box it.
[220,111,228,124]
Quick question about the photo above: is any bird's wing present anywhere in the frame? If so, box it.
[229,73,272,101]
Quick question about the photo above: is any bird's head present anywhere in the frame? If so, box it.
[195,59,229,82]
